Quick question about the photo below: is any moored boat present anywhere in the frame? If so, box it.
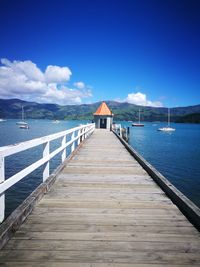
[132,108,144,127]
[16,106,29,129]
[158,108,175,132]
[19,123,29,129]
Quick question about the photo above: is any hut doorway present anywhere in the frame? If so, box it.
[100,118,107,129]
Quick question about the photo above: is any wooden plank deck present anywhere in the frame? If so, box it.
[0,129,200,266]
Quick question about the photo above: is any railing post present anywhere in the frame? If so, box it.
[83,127,86,140]
[80,128,83,143]
[119,124,122,136]
[71,131,75,153]
[77,129,81,146]
[86,126,88,138]
[43,141,50,181]
[90,125,94,135]
[61,134,66,163]
[0,156,5,222]
[81,128,84,141]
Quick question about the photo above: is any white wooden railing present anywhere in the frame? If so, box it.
[112,123,122,136]
[0,123,95,222]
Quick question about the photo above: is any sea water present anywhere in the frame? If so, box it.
[0,119,200,218]
[120,121,200,208]
[0,119,88,217]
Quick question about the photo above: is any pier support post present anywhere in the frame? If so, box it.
[43,141,50,181]
[0,157,5,222]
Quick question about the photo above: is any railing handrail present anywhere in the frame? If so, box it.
[0,123,95,222]
[0,124,92,157]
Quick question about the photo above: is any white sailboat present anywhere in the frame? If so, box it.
[158,108,175,132]
[16,106,29,129]
[132,108,144,127]
[52,120,60,124]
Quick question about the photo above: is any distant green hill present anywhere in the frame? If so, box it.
[176,113,200,123]
[0,98,200,122]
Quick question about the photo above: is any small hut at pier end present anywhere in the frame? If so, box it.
[93,102,114,130]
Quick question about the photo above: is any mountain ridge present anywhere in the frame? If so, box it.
[0,98,200,122]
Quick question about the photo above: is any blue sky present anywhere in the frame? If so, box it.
[0,0,200,107]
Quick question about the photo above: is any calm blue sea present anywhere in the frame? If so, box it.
[120,121,200,208]
[0,119,200,218]
[0,119,88,218]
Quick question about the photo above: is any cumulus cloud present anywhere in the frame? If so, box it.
[125,92,163,107]
[1,58,44,81]
[45,65,71,83]
[34,84,92,105]
[0,58,92,105]
[73,81,85,89]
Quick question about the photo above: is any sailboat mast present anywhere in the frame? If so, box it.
[22,106,24,121]
[168,108,170,126]
[138,108,140,124]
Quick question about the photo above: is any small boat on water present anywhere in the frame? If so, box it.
[52,120,60,123]
[19,123,29,129]
[158,126,175,132]
[16,106,29,129]
[0,119,6,122]
[132,108,144,127]
[158,108,175,132]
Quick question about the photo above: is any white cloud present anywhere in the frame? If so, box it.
[73,81,85,89]
[1,58,44,81]
[125,92,163,107]
[36,84,91,105]
[0,58,92,105]
[45,65,71,83]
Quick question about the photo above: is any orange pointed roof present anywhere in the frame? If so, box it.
[93,102,113,116]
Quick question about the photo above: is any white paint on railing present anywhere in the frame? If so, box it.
[0,157,5,222]
[112,124,122,136]
[0,123,95,222]
[61,135,67,163]
[71,131,75,153]
[43,141,50,182]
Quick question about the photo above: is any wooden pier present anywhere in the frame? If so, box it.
[0,129,200,266]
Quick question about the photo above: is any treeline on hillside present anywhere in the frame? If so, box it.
[176,113,200,123]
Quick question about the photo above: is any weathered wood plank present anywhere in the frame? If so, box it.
[18,223,197,234]
[32,207,183,216]
[5,239,200,252]
[42,193,170,201]
[62,167,147,175]
[12,231,200,242]
[0,263,199,267]
[0,250,200,264]
[38,199,175,209]
[48,188,163,195]
[54,182,156,188]
[57,174,153,183]
[25,216,192,227]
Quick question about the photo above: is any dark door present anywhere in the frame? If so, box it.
[100,118,107,129]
